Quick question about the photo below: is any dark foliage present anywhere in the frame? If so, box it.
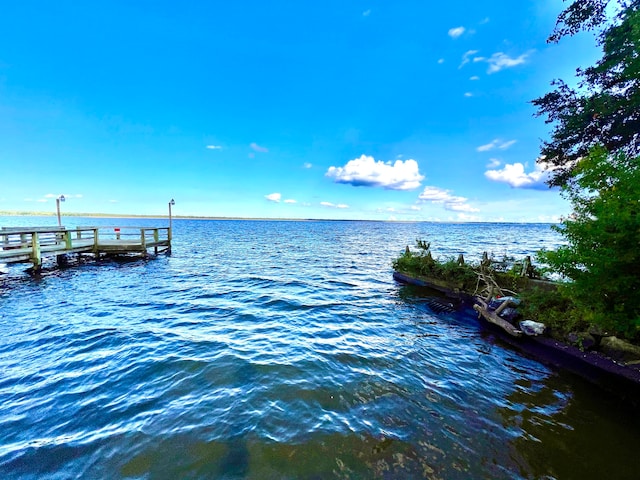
[548,0,611,43]
[539,147,640,338]
[533,0,640,186]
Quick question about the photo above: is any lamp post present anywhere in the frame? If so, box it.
[168,198,175,241]
[56,195,66,227]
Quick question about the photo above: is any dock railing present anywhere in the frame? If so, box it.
[1,226,171,270]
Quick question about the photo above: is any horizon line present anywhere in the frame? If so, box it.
[0,210,558,225]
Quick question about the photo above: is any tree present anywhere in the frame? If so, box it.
[533,1,640,339]
[540,147,640,337]
[548,0,611,43]
[532,0,640,186]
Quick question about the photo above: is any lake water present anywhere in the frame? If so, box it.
[1,217,638,479]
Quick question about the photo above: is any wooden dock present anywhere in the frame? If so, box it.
[0,226,171,272]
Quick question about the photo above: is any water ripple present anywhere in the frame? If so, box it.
[1,219,638,479]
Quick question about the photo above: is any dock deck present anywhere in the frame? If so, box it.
[0,226,171,271]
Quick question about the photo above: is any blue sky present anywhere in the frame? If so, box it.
[0,1,601,222]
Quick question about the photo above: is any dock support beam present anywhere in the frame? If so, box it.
[30,232,42,273]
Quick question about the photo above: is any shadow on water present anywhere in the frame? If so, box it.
[397,283,640,480]
[499,372,640,480]
[397,284,463,310]
[216,362,255,479]
[0,255,152,290]
[218,436,250,479]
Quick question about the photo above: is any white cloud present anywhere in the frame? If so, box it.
[418,186,479,212]
[265,192,281,202]
[250,142,269,153]
[486,52,530,73]
[303,162,312,169]
[537,214,562,223]
[448,26,465,38]
[438,58,445,64]
[476,139,516,152]
[457,213,482,222]
[470,75,480,80]
[447,202,480,212]
[265,195,296,205]
[484,161,553,190]
[321,201,349,209]
[459,50,479,68]
[477,141,496,152]
[206,145,222,150]
[486,158,501,168]
[363,9,371,16]
[464,92,473,97]
[326,154,424,190]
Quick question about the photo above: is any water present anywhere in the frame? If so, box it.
[1,218,638,479]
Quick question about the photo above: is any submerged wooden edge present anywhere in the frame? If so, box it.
[393,270,640,407]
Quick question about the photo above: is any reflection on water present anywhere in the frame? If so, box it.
[0,218,638,479]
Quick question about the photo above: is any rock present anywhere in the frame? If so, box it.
[599,336,640,365]
[566,332,597,351]
[588,325,610,347]
[519,320,546,336]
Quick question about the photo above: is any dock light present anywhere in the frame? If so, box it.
[168,199,175,241]
[56,195,66,227]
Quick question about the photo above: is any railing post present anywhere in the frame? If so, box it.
[140,228,148,257]
[31,232,42,271]
[153,229,159,255]
[93,228,100,259]
[64,230,72,250]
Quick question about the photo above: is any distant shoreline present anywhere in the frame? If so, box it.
[0,211,390,222]
[0,211,556,225]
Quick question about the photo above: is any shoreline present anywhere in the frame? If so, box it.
[0,211,557,224]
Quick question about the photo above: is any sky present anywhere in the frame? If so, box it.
[0,1,603,222]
